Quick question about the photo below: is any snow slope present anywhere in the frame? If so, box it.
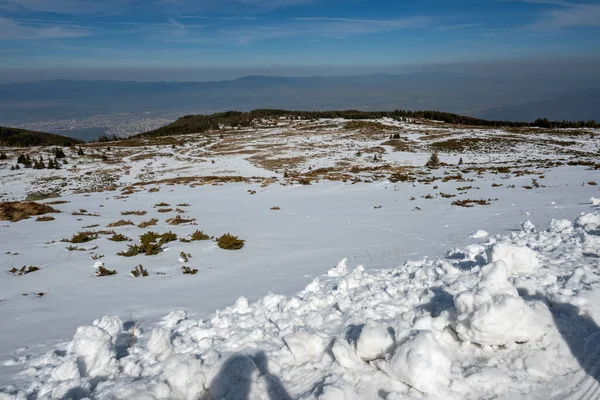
[1,118,600,398]
[3,210,600,399]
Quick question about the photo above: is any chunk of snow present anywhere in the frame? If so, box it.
[163,354,206,400]
[486,242,538,275]
[575,212,600,231]
[454,261,545,345]
[284,331,329,364]
[355,322,395,361]
[147,327,173,361]
[93,315,122,342]
[327,258,349,277]
[521,220,535,233]
[590,197,600,206]
[470,230,488,239]
[71,325,119,378]
[386,330,452,395]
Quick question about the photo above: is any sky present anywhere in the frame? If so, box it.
[0,0,599,81]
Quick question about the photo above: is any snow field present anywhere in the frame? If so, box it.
[3,211,600,399]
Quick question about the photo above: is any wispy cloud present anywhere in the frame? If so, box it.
[216,16,429,43]
[534,3,600,29]
[0,0,137,14]
[507,0,600,29]
[0,17,90,39]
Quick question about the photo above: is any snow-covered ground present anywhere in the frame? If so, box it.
[1,118,600,398]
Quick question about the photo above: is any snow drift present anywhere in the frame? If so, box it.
[3,212,600,399]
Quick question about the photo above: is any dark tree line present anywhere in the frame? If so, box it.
[133,109,599,139]
[0,127,84,147]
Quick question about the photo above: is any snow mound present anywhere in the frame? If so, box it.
[470,230,488,239]
[4,212,600,399]
[591,197,600,207]
[384,330,452,395]
[454,260,548,345]
[486,242,538,274]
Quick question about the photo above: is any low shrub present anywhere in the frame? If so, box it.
[131,265,148,277]
[216,233,245,250]
[108,233,130,242]
[96,266,117,277]
[63,231,98,243]
[36,216,56,221]
[9,266,40,276]
[182,266,198,275]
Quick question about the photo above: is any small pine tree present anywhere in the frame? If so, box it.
[425,152,440,168]
[54,148,66,159]
[458,157,464,166]
[77,147,84,156]
[10,166,14,171]
[17,154,26,164]
[15,164,20,170]
[0,152,7,160]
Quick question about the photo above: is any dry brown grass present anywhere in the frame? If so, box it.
[138,218,158,228]
[121,210,147,216]
[166,215,196,225]
[0,201,60,222]
[157,208,173,213]
[36,216,56,222]
[44,200,70,205]
[107,219,134,227]
[249,155,306,171]
[452,199,493,207]
[270,206,281,210]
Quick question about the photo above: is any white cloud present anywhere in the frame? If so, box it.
[0,17,90,39]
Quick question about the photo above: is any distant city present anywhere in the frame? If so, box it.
[14,113,175,140]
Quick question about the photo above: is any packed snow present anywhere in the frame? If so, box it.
[2,210,600,399]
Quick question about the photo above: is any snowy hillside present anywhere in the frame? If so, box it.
[0,117,599,398]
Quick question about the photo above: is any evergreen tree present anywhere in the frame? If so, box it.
[54,147,66,158]
[425,152,441,168]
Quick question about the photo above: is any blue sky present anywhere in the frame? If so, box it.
[0,0,599,72]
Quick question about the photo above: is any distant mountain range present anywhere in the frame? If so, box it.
[0,74,598,135]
